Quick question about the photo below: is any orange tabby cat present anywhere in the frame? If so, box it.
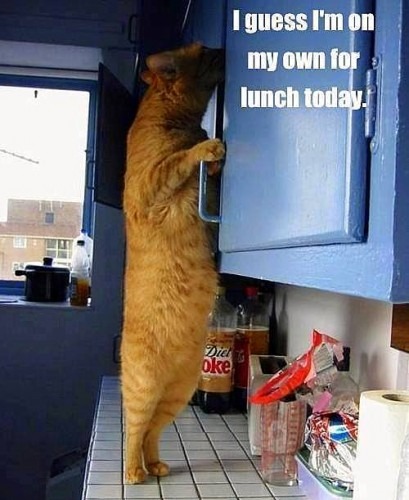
[121,43,225,484]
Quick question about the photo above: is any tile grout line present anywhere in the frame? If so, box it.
[191,405,241,500]
[173,410,207,500]
[220,413,267,482]
[84,375,107,500]
[87,378,300,499]
[196,406,276,499]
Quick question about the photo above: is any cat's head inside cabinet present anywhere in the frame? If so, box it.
[141,43,225,102]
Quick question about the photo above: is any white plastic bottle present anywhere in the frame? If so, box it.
[70,239,90,306]
[75,229,93,275]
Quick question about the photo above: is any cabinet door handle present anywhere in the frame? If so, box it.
[128,14,139,45]
[198,161,221,224]
[85,157,96,190]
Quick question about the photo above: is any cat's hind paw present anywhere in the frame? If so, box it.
[125,467,147,484]
[146,461,170,477]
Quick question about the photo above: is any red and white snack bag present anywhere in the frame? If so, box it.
[250,330,343,405]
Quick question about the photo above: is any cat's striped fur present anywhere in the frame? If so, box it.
[121,43,225,484]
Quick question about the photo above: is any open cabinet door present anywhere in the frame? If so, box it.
[94,64,136,209]
[220,0,373,252]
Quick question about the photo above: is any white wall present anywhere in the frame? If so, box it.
[274,284,404,391]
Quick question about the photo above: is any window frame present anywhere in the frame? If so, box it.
[45,238,73,264]
[13,236,27,249]
[44,212,55,224]
[0,73,98,295]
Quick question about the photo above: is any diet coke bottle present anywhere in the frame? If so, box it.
[197,286,237,413]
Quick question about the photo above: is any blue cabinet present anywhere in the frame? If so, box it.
[217,0,409,302]
[183,0,227,137]
[182,0,226,48]
[220,0,373,251]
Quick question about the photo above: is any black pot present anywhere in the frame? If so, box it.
[15,257,70,302]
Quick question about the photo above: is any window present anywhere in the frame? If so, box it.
[45,238,72,266]
[13,236,27,249]
[0,75,97,289]
[12,262,25,272]
[45,212,54,224]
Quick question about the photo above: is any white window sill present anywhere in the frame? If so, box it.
[0,295,93,310]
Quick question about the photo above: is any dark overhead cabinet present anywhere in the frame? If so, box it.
[94,64,135,209]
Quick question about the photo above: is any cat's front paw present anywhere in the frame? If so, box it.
[146,461,170,477]
[207,161,221,176]
[125,466,147,484]
[193,138,225,163]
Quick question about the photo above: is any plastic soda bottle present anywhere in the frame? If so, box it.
[233,287,270,411]
[70,239,90,306]
[197,286,237,413]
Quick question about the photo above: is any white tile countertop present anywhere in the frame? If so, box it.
[82,377,307,500]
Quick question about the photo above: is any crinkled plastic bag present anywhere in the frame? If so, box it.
[304,411,358,490]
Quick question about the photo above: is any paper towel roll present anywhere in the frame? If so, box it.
[353,390,409,500]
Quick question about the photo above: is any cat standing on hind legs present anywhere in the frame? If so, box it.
[121,43,225,484]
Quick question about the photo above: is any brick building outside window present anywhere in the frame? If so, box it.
[0,199,82,280]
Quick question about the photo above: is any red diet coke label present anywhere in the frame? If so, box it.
[198,328,235,393]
